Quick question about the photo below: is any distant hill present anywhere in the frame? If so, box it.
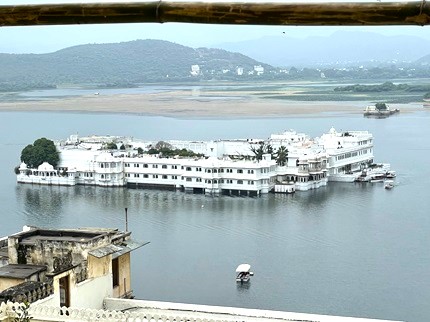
[415,53,430,65]
[215,31,430,67]
[0,39,275,91]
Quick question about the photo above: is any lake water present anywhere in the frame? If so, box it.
[1,110,430,322]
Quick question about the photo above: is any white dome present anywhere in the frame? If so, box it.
[37,162,54,171]
[19,162,27,170]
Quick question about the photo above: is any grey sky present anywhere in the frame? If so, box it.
[1,1,429,54]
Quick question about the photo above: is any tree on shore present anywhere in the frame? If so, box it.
[375,102,388,111]
[20,138,59,168]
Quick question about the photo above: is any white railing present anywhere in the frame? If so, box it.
[0,301,403,322]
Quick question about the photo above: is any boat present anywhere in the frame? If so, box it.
[236,264,254,283]
[384,180,394,189]
[386,170,396,179]
[370,174,385,183]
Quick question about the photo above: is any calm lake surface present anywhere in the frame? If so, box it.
[1,109,430,322]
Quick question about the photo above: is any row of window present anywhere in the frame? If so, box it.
[185,178,256,185]
[124,163,259,174]
[100,174,119,180]
[261,167,276,173]
[79,173,93,177]
[126,173,178,179]
[99,162,119,168]
[336,149,370,161]
[125,173,259,185]
[358,139,372,145]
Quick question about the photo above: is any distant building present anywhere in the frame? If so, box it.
[364,104,400,118]
[190,65,200,76]
[236,67,243,76]
[253,65,264,75]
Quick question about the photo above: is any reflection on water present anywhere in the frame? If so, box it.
[2,111,430,322]
[236,282,251,292]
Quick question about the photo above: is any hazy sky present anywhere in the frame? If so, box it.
[1,1,429,53]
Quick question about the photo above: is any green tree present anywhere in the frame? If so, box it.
[20,137,59,168]
[104,142,117,150]
[250,142,265,161]
[276,146,289,166]
[137,147,144,154]
[155,141,173,150]
[375,102,388,111]
[250,142,274,161]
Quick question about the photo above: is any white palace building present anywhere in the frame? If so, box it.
[16,128,380,196]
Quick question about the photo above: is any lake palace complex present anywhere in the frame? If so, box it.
[16,128,388,196]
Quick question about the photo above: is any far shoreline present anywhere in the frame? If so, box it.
[0,92,425,118]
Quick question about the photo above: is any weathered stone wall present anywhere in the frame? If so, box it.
[0,278,22,293]
[87,254,111,279]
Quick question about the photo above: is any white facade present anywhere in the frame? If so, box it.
[16,128,385,193]
[17,162,77,186]
[190,64,200,76]
[315,127,374,181]
[253,65,264,75]
[124,153,276,195]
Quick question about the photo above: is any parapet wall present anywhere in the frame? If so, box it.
[0,300,403,322]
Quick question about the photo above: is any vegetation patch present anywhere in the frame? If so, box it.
[334,81,430,93]
[20,138,59,168]
[147,141,204,158]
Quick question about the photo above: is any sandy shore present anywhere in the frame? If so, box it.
[0,91,425,117]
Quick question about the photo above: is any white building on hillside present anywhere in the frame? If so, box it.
[254,65,264,75]
[190,65,200,76]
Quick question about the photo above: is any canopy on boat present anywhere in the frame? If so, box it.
[236,264,251,273]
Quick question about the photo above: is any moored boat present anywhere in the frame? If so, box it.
[386,170,396,179]
[384,180,394,189]
[370,175,385,183]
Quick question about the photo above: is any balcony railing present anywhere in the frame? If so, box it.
[0,281,53,304]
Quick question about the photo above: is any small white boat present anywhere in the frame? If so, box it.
[236,264,254,283]
[384,180,394,189]
[386,171,396,179]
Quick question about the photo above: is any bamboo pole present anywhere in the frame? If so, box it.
[0,1,428,27]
